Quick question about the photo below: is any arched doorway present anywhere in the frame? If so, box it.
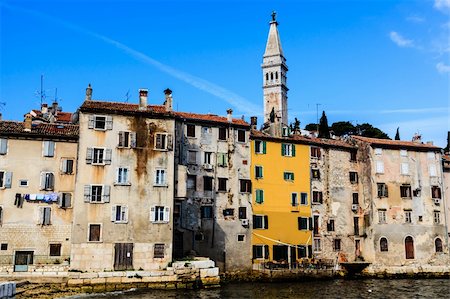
[405,236,414,259]
[435,238,443,253]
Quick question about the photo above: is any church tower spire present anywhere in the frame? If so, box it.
[262,11,288,127]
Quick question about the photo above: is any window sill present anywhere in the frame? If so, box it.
[114,183,131,186]
[113,221,128,224]
[153,184,168,187]
[89,201,106,204]
[117,146,131,149]
[311,202,322,205]
[87,240,103,243]
[91,163,106,166]
[61,172,74,175]
[151,221,169,224]
[154,148,168,152]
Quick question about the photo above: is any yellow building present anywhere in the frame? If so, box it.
[251,131,312,267]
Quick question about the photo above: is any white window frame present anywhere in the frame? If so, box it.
[40,172,55,191]
[0,138,8,155]
[313,238,322,252]
[92,147,106,165]
[150,206,170,223]
[255,140,265,154]
[85,184,110,203]
[434,211,441,224]
[118,131,136,148]
[19,179,28,187]
[43,140,55,157]
[253,244,267,259]
[253,215,268,229]
[300,192,308,205]
[376,161,384,174]
[90,115,112,131]
[59,192,72,208]
[154,133,168,150]
[111,205,129,223]
[204,152,212,164]
[378,209,387,224]
[283,143,293,156]
[154,168,167,186]
[60,158,75,174]
[116,167,130,185]
[0,171,12,189]
[87,223,102,242]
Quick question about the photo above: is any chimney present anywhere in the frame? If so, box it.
[41,103,48,114]
[52,101,58,115]
[227,109,233,123]
[24,113,32,132]
[85,83,92,101]
[426,141,434,145]
[139,89,148,110]
[412,133,422,143]
[164,88,173,111]
[250,116,257,130]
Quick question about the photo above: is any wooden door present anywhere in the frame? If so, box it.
[114,243,133,270]
[405,236,414,259]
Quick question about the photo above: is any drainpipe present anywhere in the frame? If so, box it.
[440,151,449,251]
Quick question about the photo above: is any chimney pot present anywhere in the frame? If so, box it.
[24,113,32,132]
[41,103,48,114]
[139,88,148,110]
[250,116,257,130]
[163,88,173,111]
[226,109,233,123]
[85,83,92,101]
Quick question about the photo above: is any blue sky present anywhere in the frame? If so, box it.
[0,0,449,146]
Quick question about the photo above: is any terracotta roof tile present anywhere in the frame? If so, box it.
[173,111,249,126]
[31,110,73,123]
[81,100,168,114]
[0,121,79,139]
[351,135,441,151]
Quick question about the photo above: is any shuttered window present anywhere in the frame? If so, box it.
[0,171,13,188]
[0,138,8,155]
[43,141,55,157]
[88,115,112,130]
[39,207,51,225]
[40,172,54,191]
[150,206,170,223]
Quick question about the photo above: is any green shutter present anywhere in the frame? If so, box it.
[281,144,285,156]
[292,144,296,156]
[256,190,264,204]
[263,141,267,154]
[291,172,295,180]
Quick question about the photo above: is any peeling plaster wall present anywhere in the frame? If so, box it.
[71,112,174,271]
[174,121,251,271]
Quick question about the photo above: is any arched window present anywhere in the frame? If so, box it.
[270,72,274,80]
[380,237,388,252]
[405,236,414,259]
[275,72,278,80]
[435,238,443,252]
[266,73,269,81]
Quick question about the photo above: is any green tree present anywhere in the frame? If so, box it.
[330,121,356,136]
[356,123,390,139]
[395,127,400,140]
[304,123,318,131]
[318,111,330,139]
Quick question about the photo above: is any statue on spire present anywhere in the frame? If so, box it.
[271,11,277,22]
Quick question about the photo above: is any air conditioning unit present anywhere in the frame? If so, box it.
[241,219,249,226]
[351,204,359,211]
[203,164,213,170]
[434,198,441,205]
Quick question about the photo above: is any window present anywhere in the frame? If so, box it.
[237,235,245,242]
[88,115,112,130]
[313,238,322,252]
[201,206,213,219]
[377,183,388,198]
[352,193,359,204]
[401,162,409,175]
[0,243,7,251]
[240,179,252,193]
[218,178,227,192]
[380,237,388,252]
[118,131,136,148]
[60,158,74,174]
[255,166,263,179]
[19,180,28,187]
[201,126,211,137]
[88,224,101,242]
[354,217,359,235]
[297,245,307,258]
[0,171,12,188]
[327,219,335,232]
[376,161,384,174]
[0,138,8,155]
[237,130,246,142]
[283,172,294,181]
[298,217,309,230]
[378,209,387,224]
[0,207,3,225]
[43,141,55,157]
[111,205,128,223]
[49,244,61,256]
[40,172,54,191]
[350,151,357,162]
[85,147,111,165]
[374,148,382,155]
[300,193,308,205]
[435,238,443,253]
[204,152,212,165]
[291,193,298,206]
[311,147,321,159]
[188,151,197,164]
[429,164,437,177]
[60,193,72,208]
[252,245,269,259]
[255,189,264,204]
[333,239,341,251]
[281,143,295,157]
[404,210,412,223]
[255,140,266,154]
[223,209,234,217]
[115,167,130,185]
[311,169,320,179]
[253,215,268,229]
[434,211,440,224]
[431,186,441,199]
[154,244,165,258]
[186,124,196,137]
[400,149,408,157]
[84,185,110,203]
[155,133,170,150]
[155,169,167,186]
[187,175,196,191]
[39,207,51,225]
[282,126,290,137]
[312,191,323,204]
[405,236,414,259]
[217,153,228,167]
[239,207,247,219]
[349,172,358,183]
[150,206,170,223]
[400,185,412,198]
[203,176,213,191]
[218,127,227,141]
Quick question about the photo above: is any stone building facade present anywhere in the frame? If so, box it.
[173,110,252,271]
[353,136,448,270]
[0,117,78,272]
[70,87,175,271]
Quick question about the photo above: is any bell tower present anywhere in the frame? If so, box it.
[262,11,288,126]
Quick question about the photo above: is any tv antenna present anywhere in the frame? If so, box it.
[124,89,130,103]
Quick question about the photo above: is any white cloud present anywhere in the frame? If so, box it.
[406,16,425,23]
[389,31,414,48]
[436,62,450,73]
[435,0,450,11]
